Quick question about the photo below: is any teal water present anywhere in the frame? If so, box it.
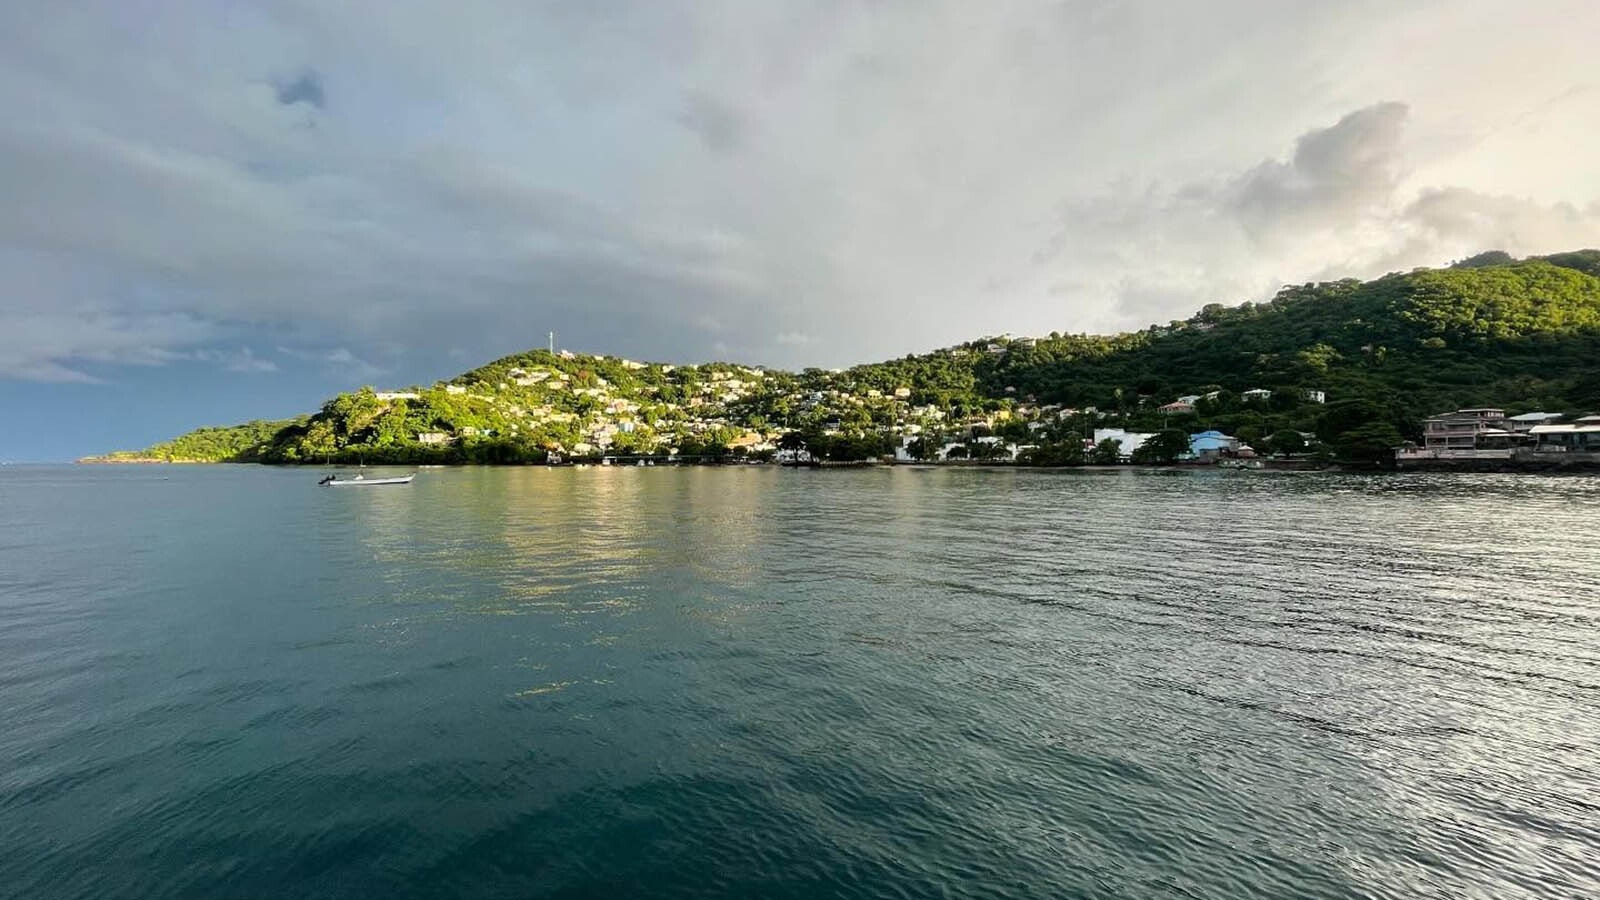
[2,465,1597,899]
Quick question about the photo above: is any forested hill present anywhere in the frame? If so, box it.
[859,253,1600,423]
[94,250,1600,463]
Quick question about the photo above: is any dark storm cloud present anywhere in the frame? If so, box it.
[274,71,325,109]
[1226,102,1409,235]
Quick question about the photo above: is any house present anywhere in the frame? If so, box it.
[1177,395,1202,406]
[1189,430,1239,460]
[893,387,912,399]
[1093,428,1152,460]
[444,384,467,395]
[1529,423,1600,453]
[417,431,452,445]
[375,391,419,401]
[1158,401,1195,415]
[1423,408,1507,452]
[1506,412,1564,433]
[1302,389,1326,404]
[1242,388,1273,402]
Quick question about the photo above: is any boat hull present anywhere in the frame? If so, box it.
[322,475,415,486]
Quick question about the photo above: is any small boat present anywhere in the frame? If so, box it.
[319,473,415,486]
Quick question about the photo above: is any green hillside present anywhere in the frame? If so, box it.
[84,419,301,463]
[105,251,1600,465]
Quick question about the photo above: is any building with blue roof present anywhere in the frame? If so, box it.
[1189,430,1239,460]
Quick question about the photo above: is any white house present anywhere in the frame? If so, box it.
[375,391,419,401]
[1242,388,1273,402]
[1506,411,1562,432]
[1093,428,1152,460]
[417,431,451,445]
[444,384,467,395]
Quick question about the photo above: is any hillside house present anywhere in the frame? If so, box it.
[1302,389,1326,404]
[1242,388,1273,402]
[1158,401,1195,415]
[1189,430,1239,460]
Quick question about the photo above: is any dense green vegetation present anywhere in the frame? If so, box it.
[109,250,1600,466]
[88,419,301,462]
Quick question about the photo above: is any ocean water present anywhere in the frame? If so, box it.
[1,464,1597,899]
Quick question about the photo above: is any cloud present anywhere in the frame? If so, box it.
[676,90,750,154]
[1033,101,1600,330]
[1225,102,1410,237]
[194,348,278,373]
[274,71,325,109]
[0,0,1598,388]
[277,346,388,380]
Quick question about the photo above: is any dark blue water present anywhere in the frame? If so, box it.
[2,465,1598,899]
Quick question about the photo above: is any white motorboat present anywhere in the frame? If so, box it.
[319,473,415,486]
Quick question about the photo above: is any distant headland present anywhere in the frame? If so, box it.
[86,250,1600,471]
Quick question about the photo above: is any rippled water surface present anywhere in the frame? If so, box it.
[2,465,1598,899]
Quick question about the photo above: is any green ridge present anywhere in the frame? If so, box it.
[100,251,1600,465]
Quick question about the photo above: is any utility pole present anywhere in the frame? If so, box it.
[548,331,555,355]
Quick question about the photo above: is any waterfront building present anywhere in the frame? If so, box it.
[1529,423,1600,453]
[1506,412,1564,433]
[1423,408,1507,452]
[1093,428,1152,460]
[1189,430,1239,461]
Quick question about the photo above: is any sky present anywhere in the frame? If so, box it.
[3,1,1600,461]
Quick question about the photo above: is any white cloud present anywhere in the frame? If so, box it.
[194,348,279,374]
[0,0,1597,382]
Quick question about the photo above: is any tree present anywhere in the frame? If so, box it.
[1018,441,1084,466]
[1267,429,1308,456]
[944,443,969,459]
[969,440,1008,461]
[1091,438,1123,464]
[1331,423,1403,466]
[1132,429,1188,464]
